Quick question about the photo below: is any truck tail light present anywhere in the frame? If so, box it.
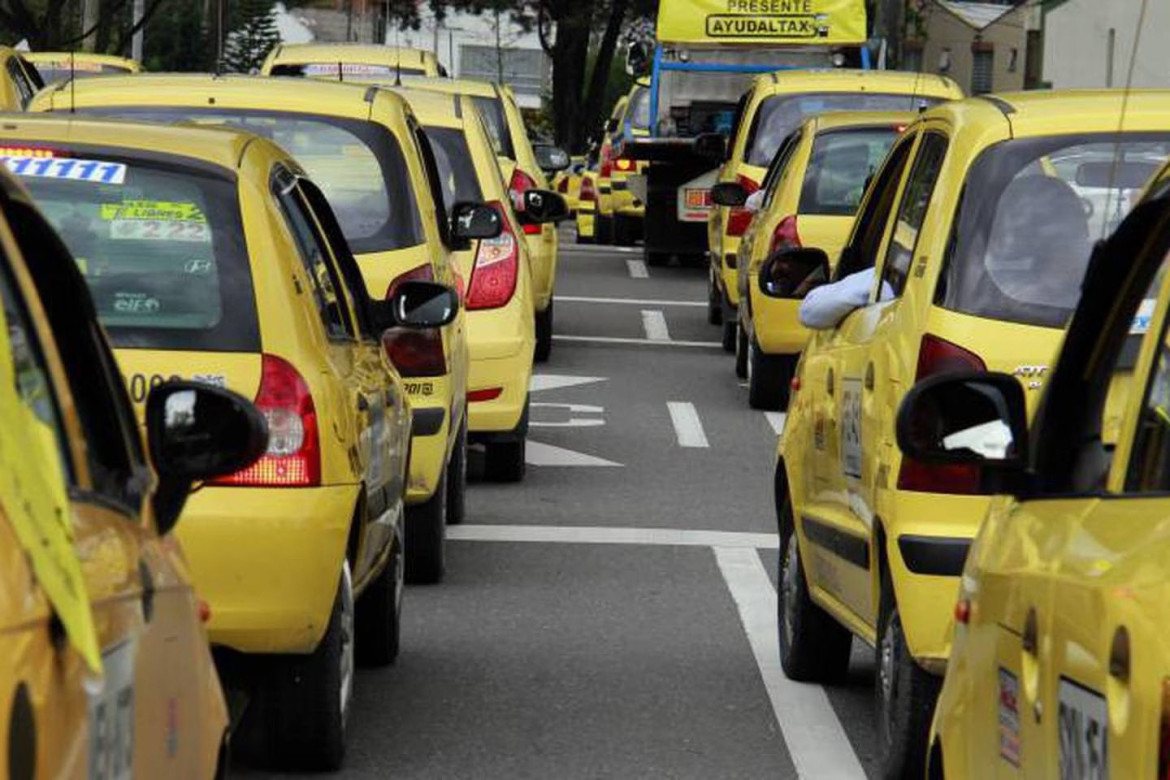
[726,174,760,237]
[466,201,518,310]
[769,215,801,254]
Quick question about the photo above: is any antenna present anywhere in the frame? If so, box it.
[69,50,75,114]
[394,22,402,86]
[338,61,344,82]
[1102,0,1151,239]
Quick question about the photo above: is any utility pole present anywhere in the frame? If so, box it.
[131,0,145,60]
[81,0,99,51]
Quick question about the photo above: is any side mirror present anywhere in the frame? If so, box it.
[450,201,503,249]
[895,372,1028,468]
[534,144,571,173]
[694,132,727,162]
[146,382,268,535]
[711,182,748,207]
[758,247,830,298]
[376,280,458,330]
[522,189,569,223]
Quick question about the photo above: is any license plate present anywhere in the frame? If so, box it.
[1058,678,1108,780]
[88,640,136,780]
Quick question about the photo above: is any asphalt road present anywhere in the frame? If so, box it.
[243,230,883,779]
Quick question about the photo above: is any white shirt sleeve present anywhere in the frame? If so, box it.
[799,267,878,330]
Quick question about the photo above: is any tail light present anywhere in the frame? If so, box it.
[468,387,503,402]
[599,144,613,178]
[557,177,569,193]
[769,215,801,254]
[386,263,434,299]
[383,264,447,376]
[508,168,543,235]
[212,354,320,487]
[580,177,597,202]
[466,201,518,310]
[726,175,760,237]
[1158,679,1170,779]
[897,334,988,494]
[614,157,634,172]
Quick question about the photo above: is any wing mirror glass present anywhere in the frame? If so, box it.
[711,181,748,207]
[758,247,830,299]
[377,280,459,330]
[534,144,571,173]
[521,189,569,224]
[451,201,503,247]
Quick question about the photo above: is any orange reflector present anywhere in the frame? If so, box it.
[954,598,971,625]
[791,377,801,392]
[198,599,212,623]
[469,387,503,402]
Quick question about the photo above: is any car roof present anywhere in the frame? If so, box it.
[267,43,436,67]
[809,110,919,133]
[23,52,141,71]
[387,86,462,128]
[405,76,498,98]
[921,89,1170,139]
[756,69,963,100]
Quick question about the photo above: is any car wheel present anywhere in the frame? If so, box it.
[259,563,354,771]
[777,499,851,682]
[355,523,403,666]
[645,248,668,267]
[720,302,736,353]
[748,339,796,411]
[707,273,723,325]
[734,324,748,379]
[446,414,468,525]
[596,214,613,244]
[534,301,553,363]
[485,400,528,483]
[875,578,942,780]
[405,468,447,584]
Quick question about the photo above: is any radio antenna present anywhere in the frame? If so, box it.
[338,60,344,82]
[69,50,76,114]
[394,23,402,86]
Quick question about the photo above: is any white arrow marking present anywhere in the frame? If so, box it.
[626,259,649,278]
[530,402,606,428]
[641,309,671,341]
[764,412,787,436]
[525,440,623,467]
[529,374,608,393]
[667,402,709,448]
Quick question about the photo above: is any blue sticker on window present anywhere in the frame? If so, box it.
[1,156,126,184]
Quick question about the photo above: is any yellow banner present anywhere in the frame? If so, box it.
[657,0,867,45]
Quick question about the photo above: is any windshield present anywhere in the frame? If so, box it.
[470,95,515,160]
[938,133,1170,329]
[31,63,132,83]
[426,126,484,214]
[799,126,900,216]
[745,93,942,166]
[270,62,427,80]
[82,107,426,254]
[7,152,260,352]
[629,87,650,131]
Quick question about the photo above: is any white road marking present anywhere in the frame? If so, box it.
[447,524,776,549]
[641,310,671,341]
[530,402,605,428]
[713,546,865,780]
[764,412,787,436]
[556,295,705,308]
[560,243,642,255]
[667,402,709,448]
[524,440,623,467]
[530,374,608,393]
[627,259,649,278]
[553,335,721,348]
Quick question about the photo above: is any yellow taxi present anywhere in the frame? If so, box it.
[710,69,963,351]
[772,90,1170,777]
[23,51,141,83]
[898,159,1170,779]
[408,76,568,361]
[0,115,470,770]
[30,74,478,583]
[599,79,651,246]
[592,94,628,244]
[0,46,43,110]
[552,154,588,213]
[0,152,269,775]
[575,166,599,243]
[715,111,912,408]
[390,86,565,481]
[261,42,446,79]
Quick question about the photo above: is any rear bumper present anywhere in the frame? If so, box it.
[404,375,453,504]
[468,346,531,436]
[177,484,358,655]
[576,211,596,237]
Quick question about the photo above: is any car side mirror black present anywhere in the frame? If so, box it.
[895,372,1028,469]
[758,247,831,299]
[694,132,727,162]
[450,201,503,250]
[146,382,268,535]
[371,280,459,331]
[711,182,748,207]
[522,189,569,224]
[534,143,571,173]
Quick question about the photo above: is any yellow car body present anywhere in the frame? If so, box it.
[919,160,1170,778]
[598,81,651,246]
[710,69,963,349]
[23,51,141,83]
[552,154,587,213]
[593,95,628,242]
[0,159,230,776]
[30,74,471,571]
[775,90,1170,776]
[261,42,445,79]
[575,168,599,243]
[391,86,536,480]
[734,111,913,408]
[0,46,43,109]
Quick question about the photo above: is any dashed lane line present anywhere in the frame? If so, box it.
[447,524,776,549]
[765,412,787,436]
[714,547,866,779]
[641,309,671,341]
[556,295,705,308]
[553,335,722,348]
[667,401,710,448]
[627,259,649,279]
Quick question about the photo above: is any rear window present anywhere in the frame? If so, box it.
[938,133,1170,329]
[471,95,515,159]
[745,92,942,166]
[270,63,426,80]
[426,126,484,212]
[31,62,133,83]
[799,126,900,216]
[7,151,260,352]
[629,87,650,131]
[82,107,425,254]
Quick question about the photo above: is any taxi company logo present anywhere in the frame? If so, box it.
[705,14,828,36]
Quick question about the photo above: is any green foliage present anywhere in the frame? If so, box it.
[143,0,215,71]
[224,0,281,73]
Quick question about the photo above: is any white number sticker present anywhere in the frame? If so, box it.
[1058,678,1108,780]
[2,156,126,184]
[88,640,136,780]
[108,219,210,243]
[840,378,863,479]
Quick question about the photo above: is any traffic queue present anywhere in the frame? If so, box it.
[0,42,571,775]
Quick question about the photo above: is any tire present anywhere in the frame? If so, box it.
[875,576,943,780]
[645,248,669,267]
[777,499,852,683]
[596,213,613,244]
[720,302,736,353]
[485,400,528,483]
[446,414,468,525]
[405,468,446,584]
[534,301,553,363]
[355,525,403,666]
[734,324,748,379]
[748,339,796,411]
[254,564,354,771]
[707,272,723,326]
[613,215,634,246]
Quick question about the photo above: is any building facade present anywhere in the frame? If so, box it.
[1041,0,1170,89]
[903,1,1037,95]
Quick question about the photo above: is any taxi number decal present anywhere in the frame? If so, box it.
[2,156,126,184]
[88,640,136,780]
[126,373,182,404]
[998,668,1021,767]
[109,219,210,243]
[100,201,206,222]
[404,381,434,396]
[1057,678,1108,780]
[840,378,862,479]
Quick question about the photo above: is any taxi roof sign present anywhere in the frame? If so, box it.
[657,0,867,45]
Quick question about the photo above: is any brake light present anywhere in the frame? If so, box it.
[615,157,634,172]
[557,177,569,193]
[0,147,54,158]
[726,175,760,237]
[769,215,801,254]
[1159,680,1170,779]
[466,201,518,310]
[580,177,597,202]
[898,334,988,494]
[382,328,447,377]
[212,354,320,487]
[385,263,434,300]
[468,387,503,402]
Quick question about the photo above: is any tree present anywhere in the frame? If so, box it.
[223,0,281,73]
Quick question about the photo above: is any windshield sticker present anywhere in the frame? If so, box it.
[2,156,126,184]
[100,201,206,222]
[304,62,393,76]
[113,292,161,314]
[1132,298,1157,334]
[109,219,210,243]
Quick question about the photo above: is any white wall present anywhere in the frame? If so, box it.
[1044,0,1170,88]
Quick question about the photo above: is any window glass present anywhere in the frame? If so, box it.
[628,86,651,131]
[880,133,948,296]
[6,59,34,108]
[938,133,1170,328]
[799,126,902,217]
[426,126,484,213]
[759,131,802,211]
[30,61,134,84]
[269,62,426,80]
[470,96,514,159]
[1121,251,1170,491]
[836,133,918,279]
[17,152,261,352]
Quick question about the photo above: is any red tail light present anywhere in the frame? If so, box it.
[614,157,634,172]
[599,144,613,178]
[468,387,503,402]
[212,354,320,487]
[466,201,518,310]
[383,329,447,377]
[580,177,597,202]
[386,263,434,299]
[769,215,801,254]
[726,175,760,237]
[557,177,569,193]
[898,334,988,494]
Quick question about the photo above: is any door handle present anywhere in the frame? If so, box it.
[864,363,875,391]
[138,560,155,623]
[1022,608,1038,655]
[826,368,835,397]
[1109,626,1130,682]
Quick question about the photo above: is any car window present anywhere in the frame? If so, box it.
[269,62,426,80]
[759,130,802,210]
[835,131,918,280]
[6,58,37,108]
[470,96,514,159]
[879,132,948,297]
[29,60,133,83]
[425,125,484,214]
[799,126,901,217]
[628,86,651,131]
[1124,252,1170,492]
